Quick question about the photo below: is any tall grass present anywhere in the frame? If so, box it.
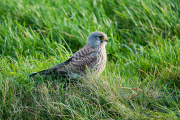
[0,0,180,119]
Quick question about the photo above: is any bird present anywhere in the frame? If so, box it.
[30,31,108,79]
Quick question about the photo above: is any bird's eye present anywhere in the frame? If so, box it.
[99,36,104,40]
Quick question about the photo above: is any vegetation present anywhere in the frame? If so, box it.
[0,0,180,119]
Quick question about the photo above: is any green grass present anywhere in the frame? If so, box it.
[0,0,180,119]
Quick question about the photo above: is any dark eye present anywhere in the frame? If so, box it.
[99,36,104,40]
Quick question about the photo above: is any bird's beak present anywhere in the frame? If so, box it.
[104,38,108,42]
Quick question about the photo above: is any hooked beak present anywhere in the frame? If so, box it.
[104,38,108,42]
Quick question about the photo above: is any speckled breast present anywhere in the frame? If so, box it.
[89,46,107,75]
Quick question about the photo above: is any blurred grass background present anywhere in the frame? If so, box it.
[0,0,180,119]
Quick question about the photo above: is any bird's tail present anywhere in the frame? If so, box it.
[29,67,68,77]
[29,68,57,77]
[29,72,38,77]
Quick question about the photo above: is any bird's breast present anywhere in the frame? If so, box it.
[90,46,107,75]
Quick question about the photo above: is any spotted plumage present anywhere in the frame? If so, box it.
[30,31,108,78]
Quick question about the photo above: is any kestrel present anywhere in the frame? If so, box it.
[30,31,108,79]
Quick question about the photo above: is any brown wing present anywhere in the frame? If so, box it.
[65,52,97,72]
[30,44,97,77]
[56,44,98,72]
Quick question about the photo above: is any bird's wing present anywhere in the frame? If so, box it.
[30,44,97,77]
[56,44,98,72]
[64,51,98,72]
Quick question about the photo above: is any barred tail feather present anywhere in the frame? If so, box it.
[29,68,68,77]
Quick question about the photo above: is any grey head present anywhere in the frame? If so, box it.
[87,31,108,47]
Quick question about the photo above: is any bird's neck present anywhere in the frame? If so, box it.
[86,43,106,49]
[85,43,106,55]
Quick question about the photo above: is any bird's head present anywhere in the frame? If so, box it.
[87,31,108,47]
